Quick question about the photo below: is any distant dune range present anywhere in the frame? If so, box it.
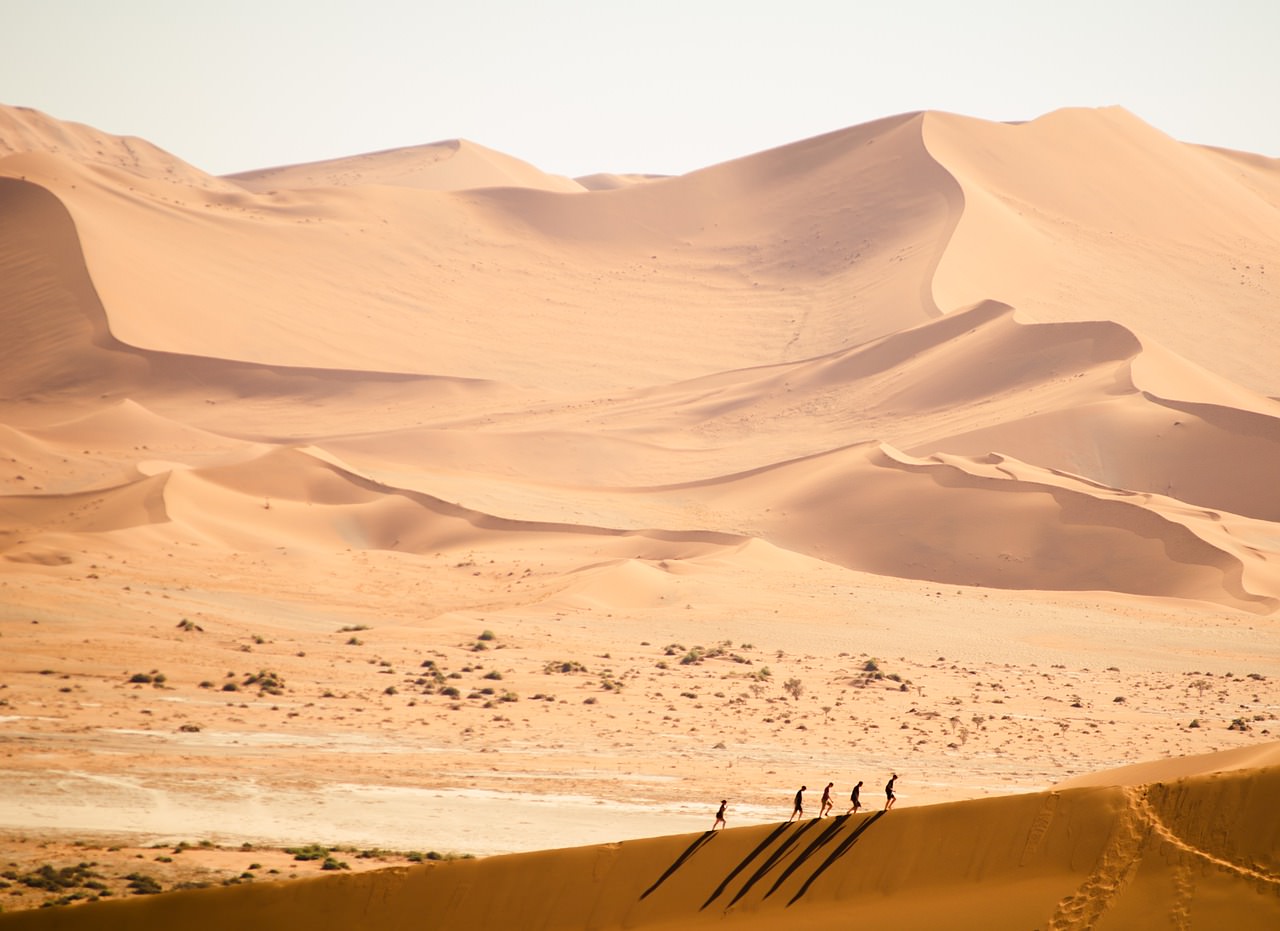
[1,104,1278,611]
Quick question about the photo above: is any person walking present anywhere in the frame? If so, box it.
[788,785,807,822]
[713,799,727,831]
[846,780,863,815]
[819,782,834,817]
[885,773,898,810]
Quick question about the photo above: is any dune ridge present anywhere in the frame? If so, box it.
[3,761,1276,930]
[225,138,588,194]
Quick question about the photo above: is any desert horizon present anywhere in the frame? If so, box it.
[1,100,1278,927]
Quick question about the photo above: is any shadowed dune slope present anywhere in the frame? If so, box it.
[5,763,1277,931]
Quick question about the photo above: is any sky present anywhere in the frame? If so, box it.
[3,0,1278,178]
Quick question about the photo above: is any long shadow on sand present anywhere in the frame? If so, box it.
[761,814,851,899]
[724,818,821,909]
[699,821,794,910]
[785,809,885,906]
[640,830,718,900]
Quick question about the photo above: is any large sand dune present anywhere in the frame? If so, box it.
[4,761,1276,930]
[1,102,1278,921]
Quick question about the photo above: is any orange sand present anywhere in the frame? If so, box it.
[4,758,1277,929]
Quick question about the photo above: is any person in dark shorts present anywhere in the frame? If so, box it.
[819,782,834,817]
[713,799,727,830]
[847,780,863,815]
[885,773,898,810]
[788,785,807,822]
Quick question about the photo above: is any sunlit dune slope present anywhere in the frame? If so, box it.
[1058,741,1280,788]
[6,762,1277,931]
[923,106,1280,397]
[0,104,225,189]
[225,138,587,193]
[2,103,1279,610]
[0,110,957,390]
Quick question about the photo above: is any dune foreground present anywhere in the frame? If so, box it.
[3,763,1278,930]
[2,101,1280,920]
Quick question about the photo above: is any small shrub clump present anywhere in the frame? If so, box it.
[125,873,163,895]
[244,670,285,695]
[543,660,587,674]
[284,844,330,862]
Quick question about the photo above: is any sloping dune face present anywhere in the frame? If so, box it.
[10,764,1278,930]
[3,103,1280,888]
[0,110,957,387]
[1,102,1279,611]
[225,138,588,194]
[923,107,1280,399]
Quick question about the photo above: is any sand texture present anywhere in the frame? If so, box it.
[1,102,1279,925]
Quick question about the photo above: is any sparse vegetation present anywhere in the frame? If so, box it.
[13,863,103,894]
[284,844,331,862]
[124,873,162,895]
[543,660,587,674]
[244,670,285,695]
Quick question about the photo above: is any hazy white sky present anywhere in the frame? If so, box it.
[3,0,1277,177]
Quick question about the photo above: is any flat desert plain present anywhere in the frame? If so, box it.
[0,103,1278,927]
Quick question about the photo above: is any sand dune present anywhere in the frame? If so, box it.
[0,104,224,189]
[226,138,587,194]
[1058,740,1280,788]
[2,103,1279,920]
[1,110,960,390]
[923,107,1280,398]
[4,761,1276,930]
[575,171,668,190]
